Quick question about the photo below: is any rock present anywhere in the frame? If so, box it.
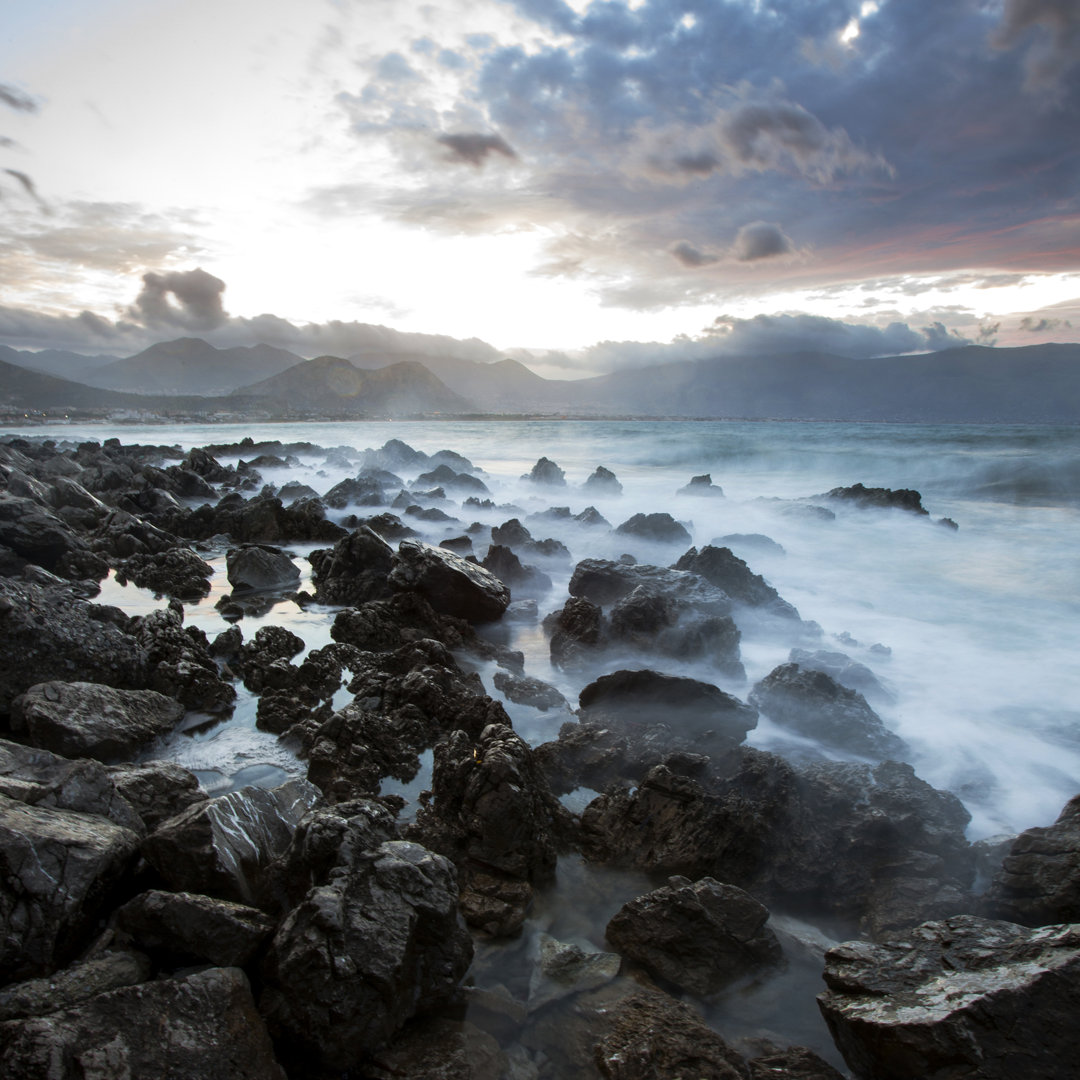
[0,966,285,1079]
[232,624,306,692]
[260,840,473,1071]
[481,544,553,597]
[358,510,418,541]
[367,1017,506,1080]
[440,534,473,554]
[985,793,1080,925]
[116,889,276,967]
[415,464,490,494]
[818,916,1080,1080]
[674,545,799,619]
[322,475,388,508]
[390,539,510,622]
[716,532,786,557]
[308,525,395,606]
[12,681,184,762]
[575,505,611,527]
[820,482,929,515]
[605,876,782,994]
[678,473,724,497]
[0,493,106,580]
[0,578,147,712]
[0,950,151,1022]
[746,1046,846,1079]
[183,446,232,482]
[225,543,301,593]
[169,491,346,544]
[140,779,321,906]
[0,794,139,982]
[527,935,621,1012]
[749,663,907,760]
[615,512,692,546]
[583,466,623,496]
[523,457,566,486]
[277,480,319,504]
[116,546,214,600]
[569,557,732,612]
[493,671,569,711]
[104,761,207,831]
[548,595,605,669]
[789,647,894,703]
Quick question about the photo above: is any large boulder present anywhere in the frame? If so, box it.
[260,840,474,1071]
[309,525,394,605]
[0,966,285,1079]
[0,794,140,982]
[12,681,184,762]
[226,543,301,593]
[569,557,732,612]
[583,465,622,496]
[548,595,605,669]
[820,482,929,515]
[116,546,214,600]
[606,875,782,994]
[818,916,1080,1080]
[104,761,207,831]
[140,779,320,906]
[0,493,106,580]
[615,512,692,546]
[389,539,510,622]
[749,663,907,760]
[523,457,566,486]
[985,793,1080,925]
[674,545,799,619]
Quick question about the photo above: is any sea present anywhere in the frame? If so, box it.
[6,416,1079,1061]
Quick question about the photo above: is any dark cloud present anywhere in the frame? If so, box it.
[990,0,1080,96]
[435,132,517,166]
[1019,315,1073,332]
[732,221,794,262]
[2,169,46,209]
[671,241,718,268]
[0,84,38,113]
[129,268,227,331]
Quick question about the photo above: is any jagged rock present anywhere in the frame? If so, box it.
[415,464,490,494]
[308,525,395,606]
[225,543,300,593]
[440,534,473,554]
[0,493,107,580]
[12,681,184,762]
[481,544,553,597]
[605,876,782,994]
[356,510,418,541]
[523,457,566,486]
[583,466,623,496]
[260,840,473,1071]
[322,475,388,508]
[549,595,605,669]
[569,557,733,612]
[232,624,306,692]
[0,794,140,982]
[492,671,569,711]
[575,505,611,527]
[678,473,724,497]
[675,545,799,619]
[116,889,276,967]
[615,512,692,546]
[528,935,621,1012]
[104,760,207,831]
[984,793,1080,925]
[116,546,214,600]
[491,520,534,551]
[169,491,346,544]
[818,916,1080,1080]
[747,1047,846,1079]
[820,482,929,515]
[277,480,319,504]
[140,779,320,906]
[0,950,151,1022]
[749,663,907,760]
[716,532,786,557]
[366,1017,506,1080]
[0,578,147,712]
[0,966,285,1079]
[390,539,510,622]
[182,446,232,482]
[789,647,894,703]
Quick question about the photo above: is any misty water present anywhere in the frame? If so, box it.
[11,416,1080,1065]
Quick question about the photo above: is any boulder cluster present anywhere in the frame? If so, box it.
[0,433,1075,1079]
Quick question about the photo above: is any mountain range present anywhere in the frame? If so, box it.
[2,336,1078,422]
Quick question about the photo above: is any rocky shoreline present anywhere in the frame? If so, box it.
[1,432,1078,1078]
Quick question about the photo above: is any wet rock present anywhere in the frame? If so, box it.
[0,493,107,580]
[182,446,232,482]
[415,464,490,494]
[0,794,140,982]
[116,545,214,600]
[308,525,394,606]
[583,465,623,496]
[493,671,569,711]
[0,966,285,1079]
[277,480,319,504]
[260,840,473,1071]
[405,503,459,523]
[789,647,894,703]
[481,544,553,597]
[322,475,388,508]
[12,681,184,762]
[528,935,621,1012]
[440,534,473,554]
[818,916,1080,1080]
[746,1046,846,1080]
[549,595,605,669]
[615,511,693,546]
[357,510,418,541]
[169,491,346,544]
[390,539,510,622]
[116,889,276,967]
[523,456,566,486]
[0,950,151,1022]
[491,520,534,550]
[675,545,799,619]
[749,663,907,760]
[678,473,724,497]
[575,504,611,527]
[368,1018,506,1080]
[104,760,207,831]
[232,624,306,692]
[569,556,733,612]
[605,876,782,994]
[225,543,301,593]
[820,482,929,515]
[141,779,321,906]
[984,793,1080,925]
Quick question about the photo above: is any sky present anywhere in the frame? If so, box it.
[1,0,1078,375]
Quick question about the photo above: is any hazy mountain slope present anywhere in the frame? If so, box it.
[232,356,473,416]
[0,357,184,411]
[84,338,304,395]
[0,345,123,380]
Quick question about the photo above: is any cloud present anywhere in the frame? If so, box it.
[1019,315,1073,332]
[670,241,718,268]
[435,132,517,166]
[990,0,1080,96]
[128,268,227,331]
[0,84,38,113]
[732,221,795,262]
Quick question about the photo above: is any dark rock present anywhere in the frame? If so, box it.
[322,475,388,508]
[390,539,510,622]
[225,543,300,593]
[716,532,786,557]
[789,648,894,703]
[818,916,1080,1080]
[0,950,151,1022]
[104,761,207,831]
[358,510,418,541]
[0,493,107,580]
[675,545,799,618]
[0,794,139,982]
[141,779,321,906]
[583,466,623,495]
[481,544,553,597]
[678,473,724,497]
[232,624,306,692]
[821,482,929,515]
[277,480,319,504]
[491,517,532,548]
[116,546,214,600]
[182,446,232,482]
[749,663,907,760]
[169,492,346,544]
[357,437,430,472]
[528,935,622,1012]
[0,966,285,1079]
[405,503,458,523]
[12,681,184,762]
[308,525,394,605]
[569,556,733,612]
[549,595,605,669]
[615,512,692,546]
[493,671,569,711]
[415,464,490,494]
[575,505,611,527]
[116,889,275,967]
[367,1017,506,1080]
[747,1046,846,1080]
[984,793,1080,925]
[780,503,835,523]
[606,876,781,994]
[523,457,566,486]
[440,534,473,554]
[260,840,473,1071]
